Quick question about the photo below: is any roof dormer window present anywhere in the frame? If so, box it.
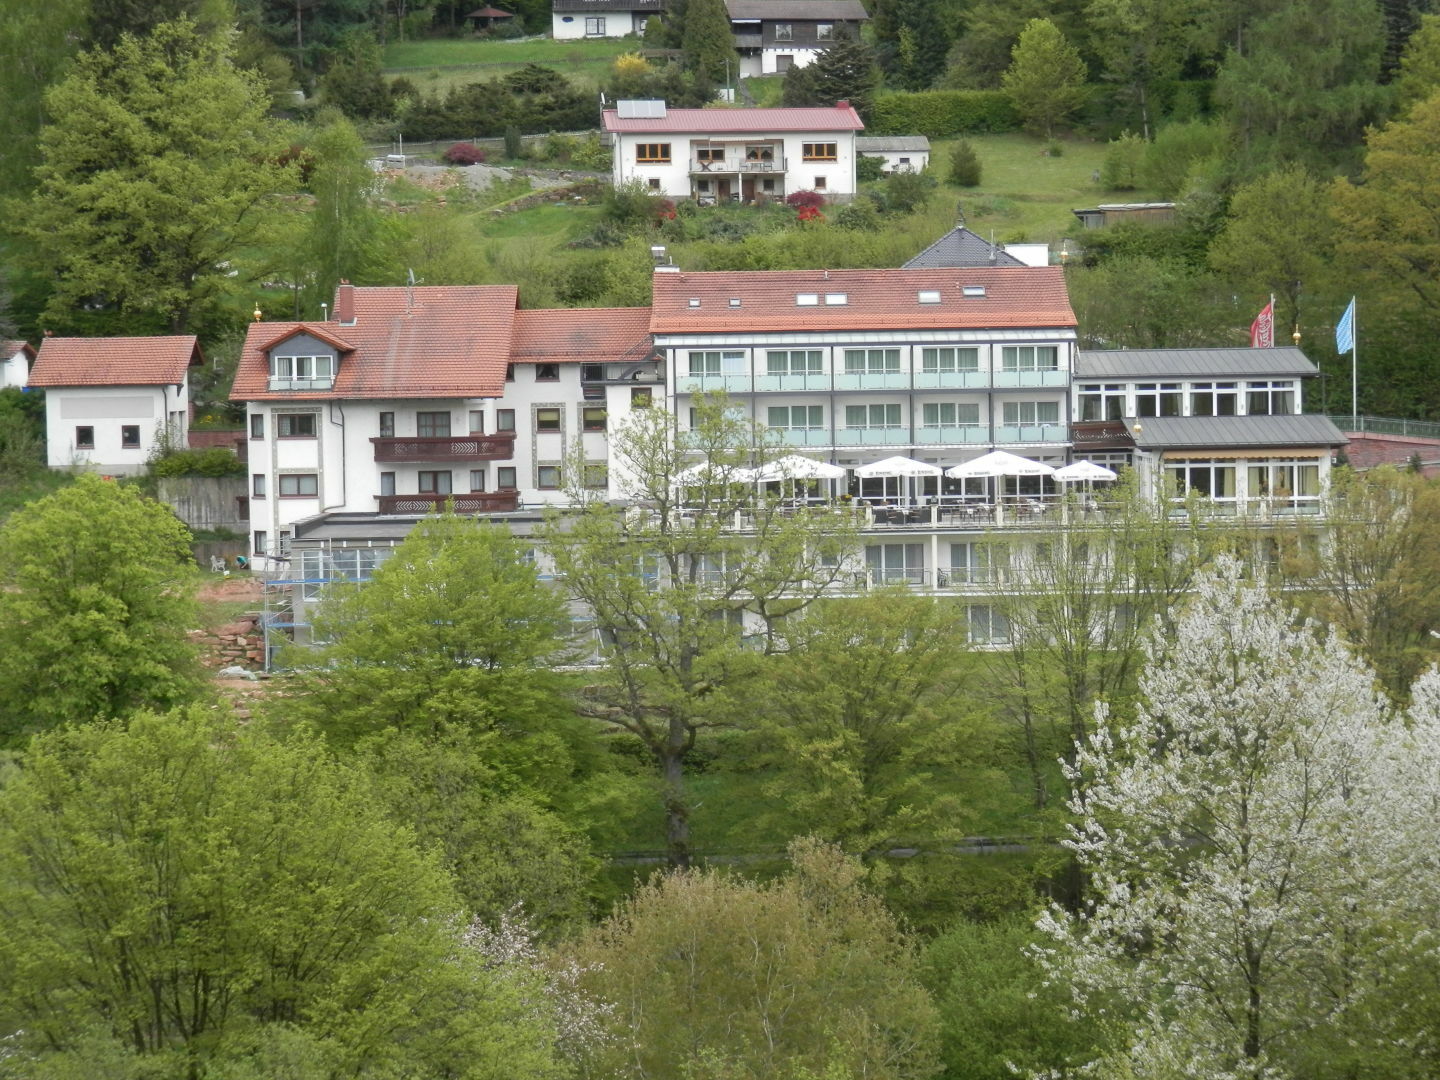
[269,353,335,391]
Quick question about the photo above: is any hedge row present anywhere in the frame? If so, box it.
[867,91,1020,138]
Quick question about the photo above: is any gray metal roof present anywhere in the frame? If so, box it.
[1077,347,1318,379]
[725,0,868,19]
[856,136,930,153]
[1131,414,1348,451]
[901,226,1027,270]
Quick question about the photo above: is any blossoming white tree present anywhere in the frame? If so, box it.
[1038,558,1391,1079]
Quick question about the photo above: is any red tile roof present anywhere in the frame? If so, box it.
[511,308,653,364]
[603,104,864,135]
[649,266,1076,334]
[27,336,201,387]
[3,341,35,361]
[230,285,519,401]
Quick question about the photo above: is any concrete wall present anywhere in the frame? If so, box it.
[159,476,249,534]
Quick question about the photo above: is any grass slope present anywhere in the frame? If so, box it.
[383,36,635,92]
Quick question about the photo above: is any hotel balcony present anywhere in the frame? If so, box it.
[992,368,1069,389]
[371,433,516,463]
[376,490,520,514]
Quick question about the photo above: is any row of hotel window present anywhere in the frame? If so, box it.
[636,142,840,163]
[690,346,1060,377]
[250,407,610,439]
[764,401,1061,428]
[1078,381,1297,419]
[251,464,606,498]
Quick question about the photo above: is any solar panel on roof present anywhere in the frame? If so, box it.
[617,99,667,119]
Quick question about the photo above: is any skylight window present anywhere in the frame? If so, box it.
[917,290,941,304]
[729,298,741,307]
[796,293,819,306]
[688,298,701,308]
[962,285,986,297]
[824,293,848,305]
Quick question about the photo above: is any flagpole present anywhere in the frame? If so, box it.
[1351,297,1358,420]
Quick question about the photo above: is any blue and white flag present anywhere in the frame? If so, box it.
[1336,297,1356,354]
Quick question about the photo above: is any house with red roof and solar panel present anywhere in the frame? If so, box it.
[27,335,202,474]
[602,100,864,204]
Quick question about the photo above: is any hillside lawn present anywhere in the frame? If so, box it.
[383,36,635,92]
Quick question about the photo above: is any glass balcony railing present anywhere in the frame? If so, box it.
[992,368,1069,388]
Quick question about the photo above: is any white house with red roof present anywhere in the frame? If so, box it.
[1,340,34,390]
[27,335,201,475]
[602,100,864,203]
[232,283,657,556]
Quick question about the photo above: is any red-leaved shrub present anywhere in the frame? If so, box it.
[443,142,487,165]
[785,189,826,209]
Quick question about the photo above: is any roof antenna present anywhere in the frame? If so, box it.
[406,268,422,311]
[989,229,997,263]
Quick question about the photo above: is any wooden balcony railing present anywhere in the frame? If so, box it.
[376,490,520,514]
[1070,421,1135,449]
[371,433,515,462]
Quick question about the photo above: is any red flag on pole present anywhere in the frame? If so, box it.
[1250,300,1274,348]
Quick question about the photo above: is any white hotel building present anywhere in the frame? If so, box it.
[225,271,1345,654]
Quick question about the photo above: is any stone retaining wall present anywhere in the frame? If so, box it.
[190,613,265,670]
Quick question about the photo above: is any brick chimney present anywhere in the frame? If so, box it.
[335,281,355,325]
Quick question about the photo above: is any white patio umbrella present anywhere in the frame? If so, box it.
[944,450,1057,479]
[1053,459,1119,483]
[672,461,759,487]
[752,454,847,482]
[854,456,941,506]
[854,455,942,478]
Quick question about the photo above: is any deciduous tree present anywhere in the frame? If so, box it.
[541,395,858,866]
[0,707,566,1078]
[1038,559,1389,1077]
[1332,90,1440,314]
[288,513,573,744]
[14,19,295,335]
[0,474,201,742]
[746,593,1000,857]
[1289,466,1440,699]
[1001,18,1088,139]
[569,838,941,1079]
[1208,164,1338,336]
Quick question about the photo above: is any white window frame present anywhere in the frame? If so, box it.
[767,405,824,430]
[845,403,902,428]
[766,349,823,375]
[688,350,746,377]
[922,402,980,427]
[843,348,900,375]
[921,347,978,373]
[1002,400,1060,426]
[1000,345,1058,372]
